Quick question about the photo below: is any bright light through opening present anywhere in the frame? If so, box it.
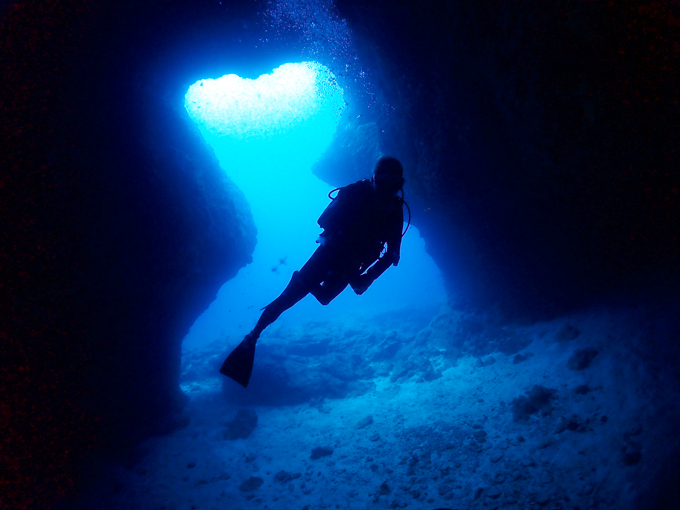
[183,62,445,351]
[186,62,344,140]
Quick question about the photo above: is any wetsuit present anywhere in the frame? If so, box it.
[252,179,403,335]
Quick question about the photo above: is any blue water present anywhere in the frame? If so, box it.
[183,62,446,351]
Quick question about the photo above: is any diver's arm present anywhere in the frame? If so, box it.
[351,196,403,295]
[351,248,399,295]
[366,249,398,279]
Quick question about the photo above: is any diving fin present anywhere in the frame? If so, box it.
[220,333,257,388]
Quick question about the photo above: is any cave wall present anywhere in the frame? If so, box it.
[333,0,680,317]
[0,1,263,508]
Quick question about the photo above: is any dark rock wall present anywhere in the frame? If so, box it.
[1,1,259,508]
[335,0,680,317]
[2,0,679,507]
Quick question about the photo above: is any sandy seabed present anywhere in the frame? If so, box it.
[68,306,679,510]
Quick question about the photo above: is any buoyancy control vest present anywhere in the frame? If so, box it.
[317,180,403,263]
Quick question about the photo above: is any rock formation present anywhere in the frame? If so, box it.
[1,0,677,507]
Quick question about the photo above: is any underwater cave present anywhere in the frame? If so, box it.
[2,0,679,509]
[182,61,446,351]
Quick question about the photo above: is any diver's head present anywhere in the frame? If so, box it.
[372,156,404,194]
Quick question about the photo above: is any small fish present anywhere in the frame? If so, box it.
[271,255,288,273]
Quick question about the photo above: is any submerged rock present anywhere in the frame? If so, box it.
[574,384,591,395]
[274,471,301,483]
[512,385,557,421]
[472,429,488,442]
[223,409,258,440]
[370,339,402,362]
[239,477,263,492]
[355,415,374,429]
[622,448,642,466]
[556,415,589,433]
[390,356,441,383]
[476,356,496,367]
[513,352,534,364]
[568,348,599,370]
[378,481,391,495]
[556,324,581,342]
[310,446,334,459]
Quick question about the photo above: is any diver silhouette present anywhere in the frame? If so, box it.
[220,156,408,387]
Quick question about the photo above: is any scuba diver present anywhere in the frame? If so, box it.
[220,156,409,387]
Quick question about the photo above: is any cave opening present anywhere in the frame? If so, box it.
[182,61,446,353]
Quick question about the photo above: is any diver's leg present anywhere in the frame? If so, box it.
[308,246,360,305]
[248,247,331,337]
[250,271,309,337]
[223,249,332,386]
[222,269,314,387]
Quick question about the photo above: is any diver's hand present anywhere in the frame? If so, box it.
[350,274,373,295]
